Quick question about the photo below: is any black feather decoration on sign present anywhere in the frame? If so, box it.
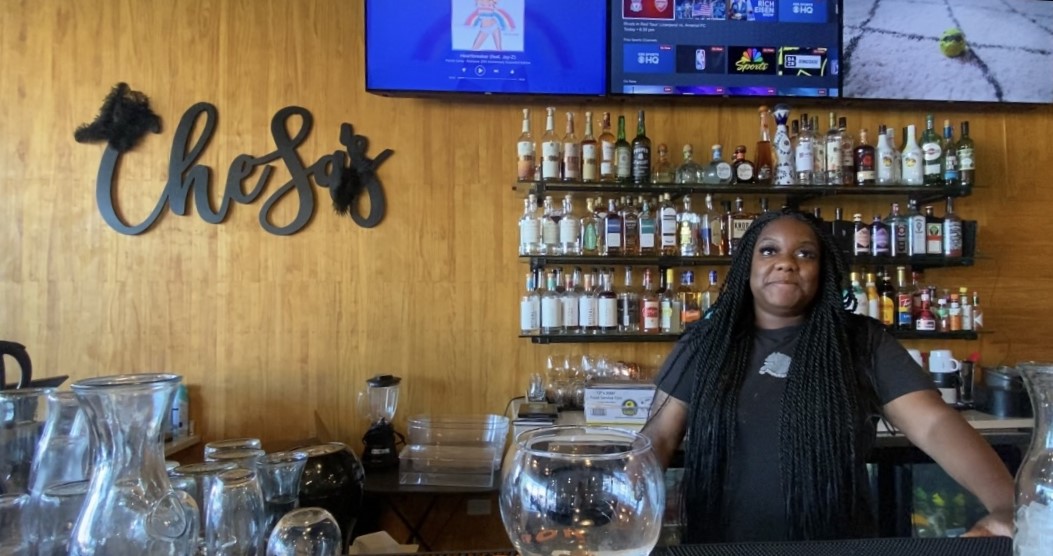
[74,83,162,153]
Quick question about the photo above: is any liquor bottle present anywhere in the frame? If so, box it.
[865,272,880,320]
[850,271,867,316]
[831,207,852,254]
[960,286,973,331]
[518,194,541,256]
[948,292,962,331]
[911,270,926,320]
[921,114,944,186]
[516,108,535,181]
[631,110,652,185]
[852,213,871,258]
[901,124,924,186]
[871,214,890,257]
[942,197,963,257]
[659,193,679,256]
[621,197,641,256]
[615,115,632,184]
[886,126,903,184]
[660,268,683,334]
[825,112,843,186]
[790,118,800,148]
[942,119,960,187]
[604,198,623,256]
[703,144,734,184]
[854,128,876,186]
[562,112,580,182]
[915,292,936,331]
[639,198,657,256]
[895,266,913,330]
[755,106,774,184]
[876,125,895,186]
[540,271,563,335]
[581,111,599,183]
[561,272,580,334]
[578,273,599,334]
[701,270,720,313]
[957,121,975,188]
[794,115,815,185]
[597,271,619,333]
[559,194,581,255]
[732,145,757,184]
[934,296,950,332]
[676,144,705,184]
[541,107,561,180]
[707,195,723,256]
[839,116,855,186]
[698,194,716,256]
[728,197,754,255]
[772,104,793,186]
[924,205,943,255]
[878,270,896,327]
[640,268,660,334]
[540,195,561,255]
[719,200,733,256]
[678,195,700,257]
[520,273,540,334]
[599,112,617,182]
[653,143,674,183]
[678,270,702,325]
[618,266,640,332]
[581,198,601,255]
[906,199,927,256]
[887,202,909,257]
[972,291,984,331]
[812,115,827,185]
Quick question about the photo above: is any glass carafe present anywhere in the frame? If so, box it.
[69,373,199,555]
[1016,363,1053,555]
[1,387,53,496]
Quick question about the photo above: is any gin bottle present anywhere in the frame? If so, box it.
[887,202,909,257]
[703,144,733,184]
[604,199,623,256]
[516,108,535,181]
[577,273,599,334]
[540,195,561,255]
[772,104,794,186]
[518,194,541,256]
[540,272,563,335]
[618,266,640,332]
[640,269,660,334]
[561,273,580,334]
[906,199,927,256]
[676,144,705,184]
[520,273,540,334]
[541,107,561,180]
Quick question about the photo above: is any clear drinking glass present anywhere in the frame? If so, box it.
[0,493,30,555]
[36,480,89,556]
[207,448,266,469]
[204,438,263,460]
[0,387,53,495]
[265,507,342,556]
[500,425,665,556]
[258,451,308,538]
[173,461,239,553]
[1015,363,1053,556]
[206,467,265,556]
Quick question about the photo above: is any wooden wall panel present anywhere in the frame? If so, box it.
[2,0,1053,459]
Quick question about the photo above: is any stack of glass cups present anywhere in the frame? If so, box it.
[257,451,308,540]
[206,467,266,556]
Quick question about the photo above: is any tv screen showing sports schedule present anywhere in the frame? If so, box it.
[366,0,608,96]
[610,0,841,97]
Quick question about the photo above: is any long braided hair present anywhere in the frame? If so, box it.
[674,208,881,541]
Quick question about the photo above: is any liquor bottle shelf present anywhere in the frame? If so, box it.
[522,254,974,269]
[522,330,979,344]
[514,180,974,206]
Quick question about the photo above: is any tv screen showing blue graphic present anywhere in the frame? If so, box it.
[366,0,608,96]
[610,0,841,97]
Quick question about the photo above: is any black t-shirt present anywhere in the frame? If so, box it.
[654,316,936,541]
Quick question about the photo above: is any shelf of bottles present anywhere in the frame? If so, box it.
[522,253,973,270]
[521,330,979,345]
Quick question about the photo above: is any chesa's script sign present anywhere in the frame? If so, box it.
[94,103,393,236]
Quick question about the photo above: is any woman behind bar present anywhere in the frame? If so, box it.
[642,208,1013,542]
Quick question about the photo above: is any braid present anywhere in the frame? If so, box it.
[679,208,879,542]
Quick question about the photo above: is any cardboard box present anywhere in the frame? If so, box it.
[584,382,656,426]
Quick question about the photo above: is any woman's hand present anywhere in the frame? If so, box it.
[962,508,1014,537]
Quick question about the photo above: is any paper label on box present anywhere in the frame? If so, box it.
[584,385,655,424]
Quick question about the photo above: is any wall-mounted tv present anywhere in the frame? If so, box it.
[365,0,608,96]
[842,0,1053,103]
[609,0,841,97]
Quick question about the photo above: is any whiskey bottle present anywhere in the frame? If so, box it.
[825,112,843,186]
[924,205,943,255]
[653,143,674,183]
[901,124,924,186]
[639,198,657,256]
[839,116,854,186]
[640,268,661,334]
[854,128,876,186]
[604,198,624,256]
[732,146,757,184]
[676,144,705,184]
[920,114,944,186]
[957,121,975,189]
[942,119,960,187]
[703,144,733,184]
[618,266,640,332]
[719,200,733,256]
[562,112,580,182]
[581,111,599,183]
[520,273,540,335]
[631,110,652,185]
[516,108,535,181]
[541,107,561,181]
[755,106,774,184]
[942,197,963,257]
[773,104,793,186]
[599,112,617,182]
[728,197,754,255]
[615,115,632,184]
[659,193,679,256]
[621,197,641,256]
[678,270,702,325]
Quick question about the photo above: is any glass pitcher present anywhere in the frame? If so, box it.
[69,373,199,555]
[0,387,53,495]
[1015,362,1053,556]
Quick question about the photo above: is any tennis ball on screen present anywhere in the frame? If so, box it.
[939,28,967,58]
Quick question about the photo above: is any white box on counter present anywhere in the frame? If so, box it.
[584,382,656,426]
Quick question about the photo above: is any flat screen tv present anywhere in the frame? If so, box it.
[609,0,842,97]
[842,0,1053,103]
[365,0,608,96]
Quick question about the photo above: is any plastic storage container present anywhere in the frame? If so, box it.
[398,444,499,488]
[406,414,510,466]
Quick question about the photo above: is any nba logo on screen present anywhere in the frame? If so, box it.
[695,49,706,70]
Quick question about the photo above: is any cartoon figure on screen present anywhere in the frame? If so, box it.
[730,0,754,21]
[465,0,517,51]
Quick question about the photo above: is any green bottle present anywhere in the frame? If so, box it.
[920,114,944,186]
[614,116,631,184]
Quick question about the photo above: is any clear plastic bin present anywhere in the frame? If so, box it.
[406,414,510,453]
[398,444,498,488]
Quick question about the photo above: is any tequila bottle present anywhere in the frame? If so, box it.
[732,146,756,184]
[581,111,598,183]
[615,115,632,184]
[631,110,652,185]
[599,112,617,182]
[516,108,535,181]
[659,193,679,256]
[755,106,774,184]
[518,194,541,256]
[520,272,540,334]
[541,107,561,180]
[559,194,581,255]
[773,104,793,186]
[794,113,815,185]
[562,112,580,181]
[901,124,924,186]
[942,119,960,187]
[676,144,705,184]
[703,144,733,184]
[957,121,975,188]
[921,114,944,186]
[653,143,674,183]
